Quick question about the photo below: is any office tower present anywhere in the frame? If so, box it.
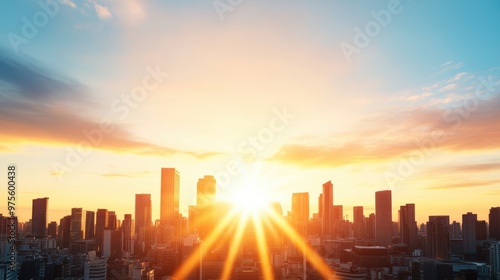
[490,207,500,240]
[490,242,500,280]
[322,181,333,237]
[426,216,450,260]
[58,215,71,248]
[375,190,392,246]
[135,194,152,233]
[291,192,309,237]
[353,206,364,239]
[400,204,417,250]
[84,258,107,280]
[366,213,375,239]
[476,221,487,241]
[318,194,323,219]
[196,175,217,238]
[108,211,117,230]
[47,221,57,238]
[95,209,108,256]
[160,168,180,226]
[450,221,461,239]
[70,208,87,242]
[463,212,477,256]
[123,214,135,256]
[31,197,48,237]
[86,211,95,239]
[333,205,343,237]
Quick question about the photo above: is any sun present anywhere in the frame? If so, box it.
[228,186,271,214]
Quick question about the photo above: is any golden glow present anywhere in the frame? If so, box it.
[226,186,272,214]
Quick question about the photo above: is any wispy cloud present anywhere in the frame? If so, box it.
[425,179,499,190]
[94,3,112,20]
[0,49,221,160]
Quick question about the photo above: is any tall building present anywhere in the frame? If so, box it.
[160,168,180,226]
[188,205,197,233]
[353,206,364,239]
[333,205,344,237]
[47,221,57,238]
[490,207,500,241]
[400,204,417,250]
[426,215,450,260]
[375,190,392,246]
[123,214,135,256]
[135,194,152,233]
[58,215,71,248]
[463,212,477,257]
[70,208,87,242]
[86,211,95,239]
[95,209,108,255]
[31,197,48,238]
[490,242,500,280]
[322,181,333,237]
[450,221,461,239]
[196,175,217,239]
[108,211,117,230]
[476,220,487,241]
[291,192,309,237]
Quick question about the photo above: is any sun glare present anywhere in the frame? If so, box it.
[229,187,271,214]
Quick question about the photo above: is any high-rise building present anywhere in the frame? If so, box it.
[322,181,333,237]
[58,215,71,248]
[353,206,364,239]
[86,211,95,239]
[333,205,344,237]
[291,192,309,237]
[490,207,500,241]
[463,212,477,256]
[400,204,417,250]
[135,194,152,233]
[375,190,392,246]
[188,205,197,233]
[47,221,57,238]
[476,220,487,241]
[70,208,87,242]
[426,215,450,260]
[318,194,323,219]
[123,214,135,256]
[160,168,180,226]
[450,221,461,239]
[95,209,108,256]
[31,197,48,238]
[490,242,500,280]
[108,211,117,230]
[196,175,217,239]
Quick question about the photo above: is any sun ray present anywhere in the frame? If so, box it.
[220,211,250,280]
[252,212,275,280]
[266,209,336,279]
[172,208,240,279]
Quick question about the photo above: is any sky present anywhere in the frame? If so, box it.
[0,0,499,226]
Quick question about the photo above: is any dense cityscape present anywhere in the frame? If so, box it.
[0,167,499,279]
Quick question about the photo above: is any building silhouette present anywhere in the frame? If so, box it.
[375,190,392,246]
[490,207,500,240]
[86,210,95,239]
[400,203,417,250]
[426,215,450,260]
[322,181,333,237]
[95,209,108,256]
[135,194,152,232]
[291,192,309,237]
[463,212,477,257]
[160,168,180,227]
[70,208,87,242]
[353,206,364,239]
[31,197,48,238]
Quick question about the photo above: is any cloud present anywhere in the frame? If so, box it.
[426,179,499,190]
[436,61,464,75]
[60,0,77,8]
[439,83,457,92]
[0,49,221,160]
[407,92,432,101]
[94,3,112,20]
[269,94,500,168]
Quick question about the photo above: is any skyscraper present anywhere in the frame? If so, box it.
[86,211,95,239]
[47,221,57,238]
[490,207,500,240]
[196,175,217,239]
[322,181,333,237]
[426,215,450,260]
[375,190,392,246]
[291,192,309,237]
[123,214,135,256]
[58,215,71,248]
[160,168,180,226]
[135,194,152,233]
[353,206,364,239]
[463,212,477,257]
[95,209,108,255]
[400,203,417,250]
[70,208,87,242]
[108,211,117,230]
[31,197,48,238]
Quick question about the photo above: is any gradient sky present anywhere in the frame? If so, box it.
[1,0,499,226]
